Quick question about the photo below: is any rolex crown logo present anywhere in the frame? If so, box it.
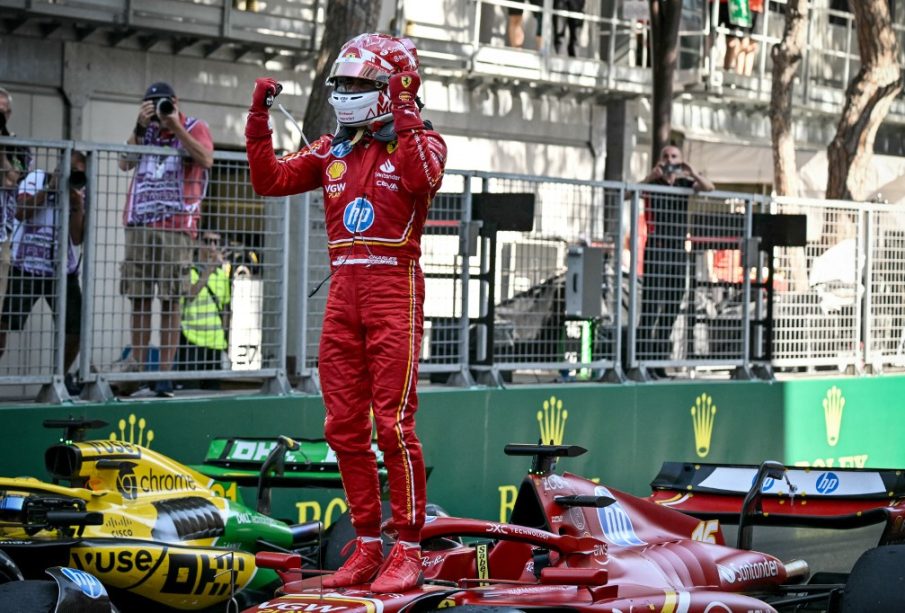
[691,394,717,458]
[109,414,155,448]
[823,386,845,447]
[537,395,568,445]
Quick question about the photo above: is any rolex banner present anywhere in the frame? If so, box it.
[0,376,903,523]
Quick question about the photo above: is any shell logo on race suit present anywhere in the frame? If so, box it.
[326,161,347,181]
[343,198,375,233]
[594,486,646,547]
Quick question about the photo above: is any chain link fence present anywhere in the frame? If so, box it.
[0,137,901,402]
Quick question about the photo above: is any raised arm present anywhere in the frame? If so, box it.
[388,72,446,197]
[245,78,326,197]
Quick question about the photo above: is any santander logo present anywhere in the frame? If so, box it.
[379,160,395,174]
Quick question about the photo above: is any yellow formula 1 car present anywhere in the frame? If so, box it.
[0,419,322,611]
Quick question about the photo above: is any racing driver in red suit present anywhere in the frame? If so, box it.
[245,33,446,593]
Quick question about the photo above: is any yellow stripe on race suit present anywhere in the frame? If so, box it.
[393,260,418,523]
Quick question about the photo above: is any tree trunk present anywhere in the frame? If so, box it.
[769,0,810,292]
[825,0,903,201]
[769,0,809,197]
[648,0,683,162]
[302,0,383,141]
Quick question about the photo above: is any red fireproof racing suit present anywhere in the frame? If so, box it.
[246,90,446,543]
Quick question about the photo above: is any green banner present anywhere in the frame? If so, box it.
[2,377,904,524]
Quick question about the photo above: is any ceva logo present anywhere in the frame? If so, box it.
[109,414,155,448]
[816,472,840,494]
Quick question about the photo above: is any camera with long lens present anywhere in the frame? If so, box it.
[154,97,175,120]
[68,171,87,191]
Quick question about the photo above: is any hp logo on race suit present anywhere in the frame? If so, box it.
[594,486,646,547]
[816,472,840,494]
[60,568,106,599]
[343,198,375,233]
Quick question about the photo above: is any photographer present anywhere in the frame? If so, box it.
[0,150,87,376]
[117,81,214,397]
[638,146,713,378]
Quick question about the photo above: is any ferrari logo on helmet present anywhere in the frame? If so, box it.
[401,75,412,89]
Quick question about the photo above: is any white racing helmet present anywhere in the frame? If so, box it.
[327,33,419,127]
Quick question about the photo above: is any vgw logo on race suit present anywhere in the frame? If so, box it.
[594,485,646,547]
[343,198,375,233]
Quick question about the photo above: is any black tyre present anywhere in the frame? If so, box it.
[842,544,905,612]
[0,551,23,583]
[0,580,57,612]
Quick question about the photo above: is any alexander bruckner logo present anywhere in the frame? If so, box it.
[691,394,717,458]
[109,414,155,448]
[823,386,845,447]
[538,395,568,445]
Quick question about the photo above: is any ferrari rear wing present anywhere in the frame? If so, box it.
[649,461,905,529]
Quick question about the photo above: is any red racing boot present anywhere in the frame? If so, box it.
[370,542,423,593]
[321,538,384,588]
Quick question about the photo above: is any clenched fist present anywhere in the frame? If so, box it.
[388,72,420,106]
[250,78,282,113]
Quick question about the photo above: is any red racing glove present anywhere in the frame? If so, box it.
[246,77,281,139]
[388,71,423,132]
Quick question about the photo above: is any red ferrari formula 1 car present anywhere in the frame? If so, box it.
[243,444,905,613]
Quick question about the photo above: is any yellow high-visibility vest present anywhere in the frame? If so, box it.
[181,266,230,350]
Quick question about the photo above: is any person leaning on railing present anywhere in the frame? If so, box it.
[0,150,87,374]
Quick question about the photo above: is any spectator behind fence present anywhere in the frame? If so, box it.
[118,81,214,398]
[712,0,763,75]
[0,150,86,376]
[638,145,713,379]
[553,0,586,57]
[176,231,230,390]
[0,88,26,315]
[246,33,446,592]
[508,0,544,49]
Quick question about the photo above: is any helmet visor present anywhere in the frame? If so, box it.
[327,56,393,86]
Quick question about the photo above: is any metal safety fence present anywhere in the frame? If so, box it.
[0,136,901,402]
